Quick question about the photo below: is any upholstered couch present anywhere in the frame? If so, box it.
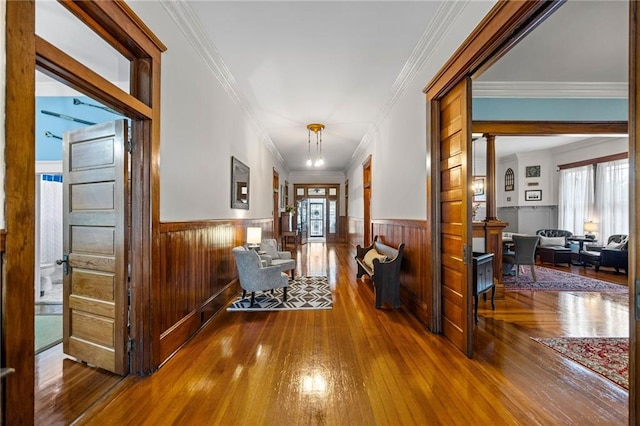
[581,234,629,274]
[534,229,573,265]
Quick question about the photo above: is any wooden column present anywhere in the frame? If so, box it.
[484,133,497,220]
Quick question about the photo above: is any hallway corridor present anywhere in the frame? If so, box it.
[40,242,627,425]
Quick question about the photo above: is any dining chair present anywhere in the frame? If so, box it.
[503,235,541,281]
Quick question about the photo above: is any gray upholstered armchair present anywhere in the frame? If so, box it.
[581,234,629,274]
[232,246,288,306]
[259,238,296,278]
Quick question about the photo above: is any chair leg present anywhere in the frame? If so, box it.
[515,264,520,278]
[283,286,287,302]
[531,265,537,282]
[250,292,255,306]
[242,290,247,299]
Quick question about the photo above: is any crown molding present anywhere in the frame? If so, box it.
[161,0,286,168]
[472,81,628,99]
[348,0,469,171]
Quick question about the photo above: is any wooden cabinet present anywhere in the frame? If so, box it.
[472,252,495,324]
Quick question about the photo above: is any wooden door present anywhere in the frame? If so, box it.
[630,0,639,420]
[273,169,279,238]
[439,78,473,358]
[62,120,129,375]
[363,155,372,246]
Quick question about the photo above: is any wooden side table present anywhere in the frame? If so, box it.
[281,231,297,251]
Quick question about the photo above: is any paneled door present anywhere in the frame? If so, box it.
[439,78,473,358]
[62,120,129,375]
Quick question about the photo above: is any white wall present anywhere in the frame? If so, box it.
[130,3,287,222]
[345,1,496,221]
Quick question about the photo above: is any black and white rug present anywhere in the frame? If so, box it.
[227,276,332,311]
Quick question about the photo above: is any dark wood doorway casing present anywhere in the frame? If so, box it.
[5,2,165,423]
[424,0,639,417]
[424,2,565,344]
[363,155,372,246]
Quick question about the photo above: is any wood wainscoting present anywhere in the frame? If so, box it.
[156,219,272,365]
[371,220,431,330]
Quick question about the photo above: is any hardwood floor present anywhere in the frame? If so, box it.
[38,242,629,424]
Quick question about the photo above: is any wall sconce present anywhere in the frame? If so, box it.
[246,227,262,249]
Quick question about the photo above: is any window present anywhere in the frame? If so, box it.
[558,165,594,235]
[595,159,629,241]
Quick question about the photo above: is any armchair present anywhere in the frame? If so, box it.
[259,238,296,278]
[581,234,629,274]
[232,246,288,306]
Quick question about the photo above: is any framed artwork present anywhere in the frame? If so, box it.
[525,189,542,201]
[525,165,541,178]
[473,176,485,202]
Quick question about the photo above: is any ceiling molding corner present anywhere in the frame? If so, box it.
[161,0,285,165]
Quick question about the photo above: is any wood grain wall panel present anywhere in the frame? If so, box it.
[157,219,271,364]
[371,220,431,330]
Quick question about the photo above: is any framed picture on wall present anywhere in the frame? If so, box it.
[525,165,541,178]
[525,189,542,201]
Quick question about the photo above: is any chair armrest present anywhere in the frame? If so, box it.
[278,251,292,260]
[259,254,273,266]
[584,244,603,252]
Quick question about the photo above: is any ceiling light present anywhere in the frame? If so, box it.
[306,123,325,167]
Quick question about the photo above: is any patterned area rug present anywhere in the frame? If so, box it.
[503,266,627,292]
[532,337,628,389]
[227,276,332,311]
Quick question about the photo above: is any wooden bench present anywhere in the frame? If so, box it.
[355,235,405,309]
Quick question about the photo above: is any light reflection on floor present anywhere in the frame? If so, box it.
[557,292,629,337]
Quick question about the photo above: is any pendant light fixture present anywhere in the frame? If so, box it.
[306,123,325,167]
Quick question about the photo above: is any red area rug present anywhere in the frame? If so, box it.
[503,266,627,292]
[532,337,628,389]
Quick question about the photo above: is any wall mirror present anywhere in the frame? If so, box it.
[231,156,250,209]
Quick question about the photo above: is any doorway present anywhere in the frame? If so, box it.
[294,184,340,243]
[5,1,165,422]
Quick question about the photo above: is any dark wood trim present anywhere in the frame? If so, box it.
[160,218,273,233]
[629,0,639,419]
[4,1,36,423]
[558,152,629,170]
[36,37,152,120]
[0,230,6,254]
[424,1,562,98]
[472,120,628,136]
[371,219,427,229]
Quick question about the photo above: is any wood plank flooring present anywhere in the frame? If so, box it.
[38,242,629,424]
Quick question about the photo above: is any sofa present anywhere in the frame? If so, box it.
[534,229,573,265]
[581,234,629,274]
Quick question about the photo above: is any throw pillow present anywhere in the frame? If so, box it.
[607,241,622,249]
[539,236,566,247]
[363,249,388,270]
[260,239,280,259]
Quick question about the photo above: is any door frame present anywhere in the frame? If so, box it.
[5,2,165,422]
[424,0,637,419]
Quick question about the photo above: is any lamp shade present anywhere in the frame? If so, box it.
[584,221,598,233]
[246,227,262,245]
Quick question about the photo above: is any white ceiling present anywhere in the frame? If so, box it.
[36,0,629,169]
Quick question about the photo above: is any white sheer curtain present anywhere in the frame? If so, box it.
[595,159,629,243]
[558,165,594,235]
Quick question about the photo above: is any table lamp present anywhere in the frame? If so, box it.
[246,227,262,250]
[583,221,598,240]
